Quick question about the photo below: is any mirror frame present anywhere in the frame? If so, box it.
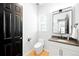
[52,7,73,35]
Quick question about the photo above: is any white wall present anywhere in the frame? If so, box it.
[37,3,77,49]
[71,3,79,39]
[38,3,75,39]
[22,3,79,55]
[73,3,79,24]
[23,3,38,54]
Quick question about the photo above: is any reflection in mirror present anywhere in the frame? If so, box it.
[58,14,69,34]
[52,7,72,35]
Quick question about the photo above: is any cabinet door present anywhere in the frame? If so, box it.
[4,11,12,39]
[14,4,22,37]
[63,48,79,56]
[0,44,5,56]
[46,41,59,56]
[15,40,22,56]
[0,11,4,39]
[20,16,22,37]
[14,15,20,37]
[13,39,22,56]
[4,43,12,56]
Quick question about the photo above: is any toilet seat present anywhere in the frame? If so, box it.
[34,39,44,54]
[34,42,42,48]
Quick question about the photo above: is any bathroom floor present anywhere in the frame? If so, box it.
[24,49,48,56]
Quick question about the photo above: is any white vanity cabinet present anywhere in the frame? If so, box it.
[47,41,79,56]
[62,48,79,56]
[46,41,59,56]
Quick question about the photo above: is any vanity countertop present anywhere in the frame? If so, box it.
[49,36,79,46]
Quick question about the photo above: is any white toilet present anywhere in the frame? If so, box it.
[34,39,44,54]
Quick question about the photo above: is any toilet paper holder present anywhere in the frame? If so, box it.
[28,38,31,42]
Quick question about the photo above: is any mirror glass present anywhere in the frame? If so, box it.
[53,9,72,34]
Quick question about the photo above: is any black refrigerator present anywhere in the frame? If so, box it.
[0,3,22,56]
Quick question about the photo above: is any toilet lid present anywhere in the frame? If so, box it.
[34,42,42,48]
